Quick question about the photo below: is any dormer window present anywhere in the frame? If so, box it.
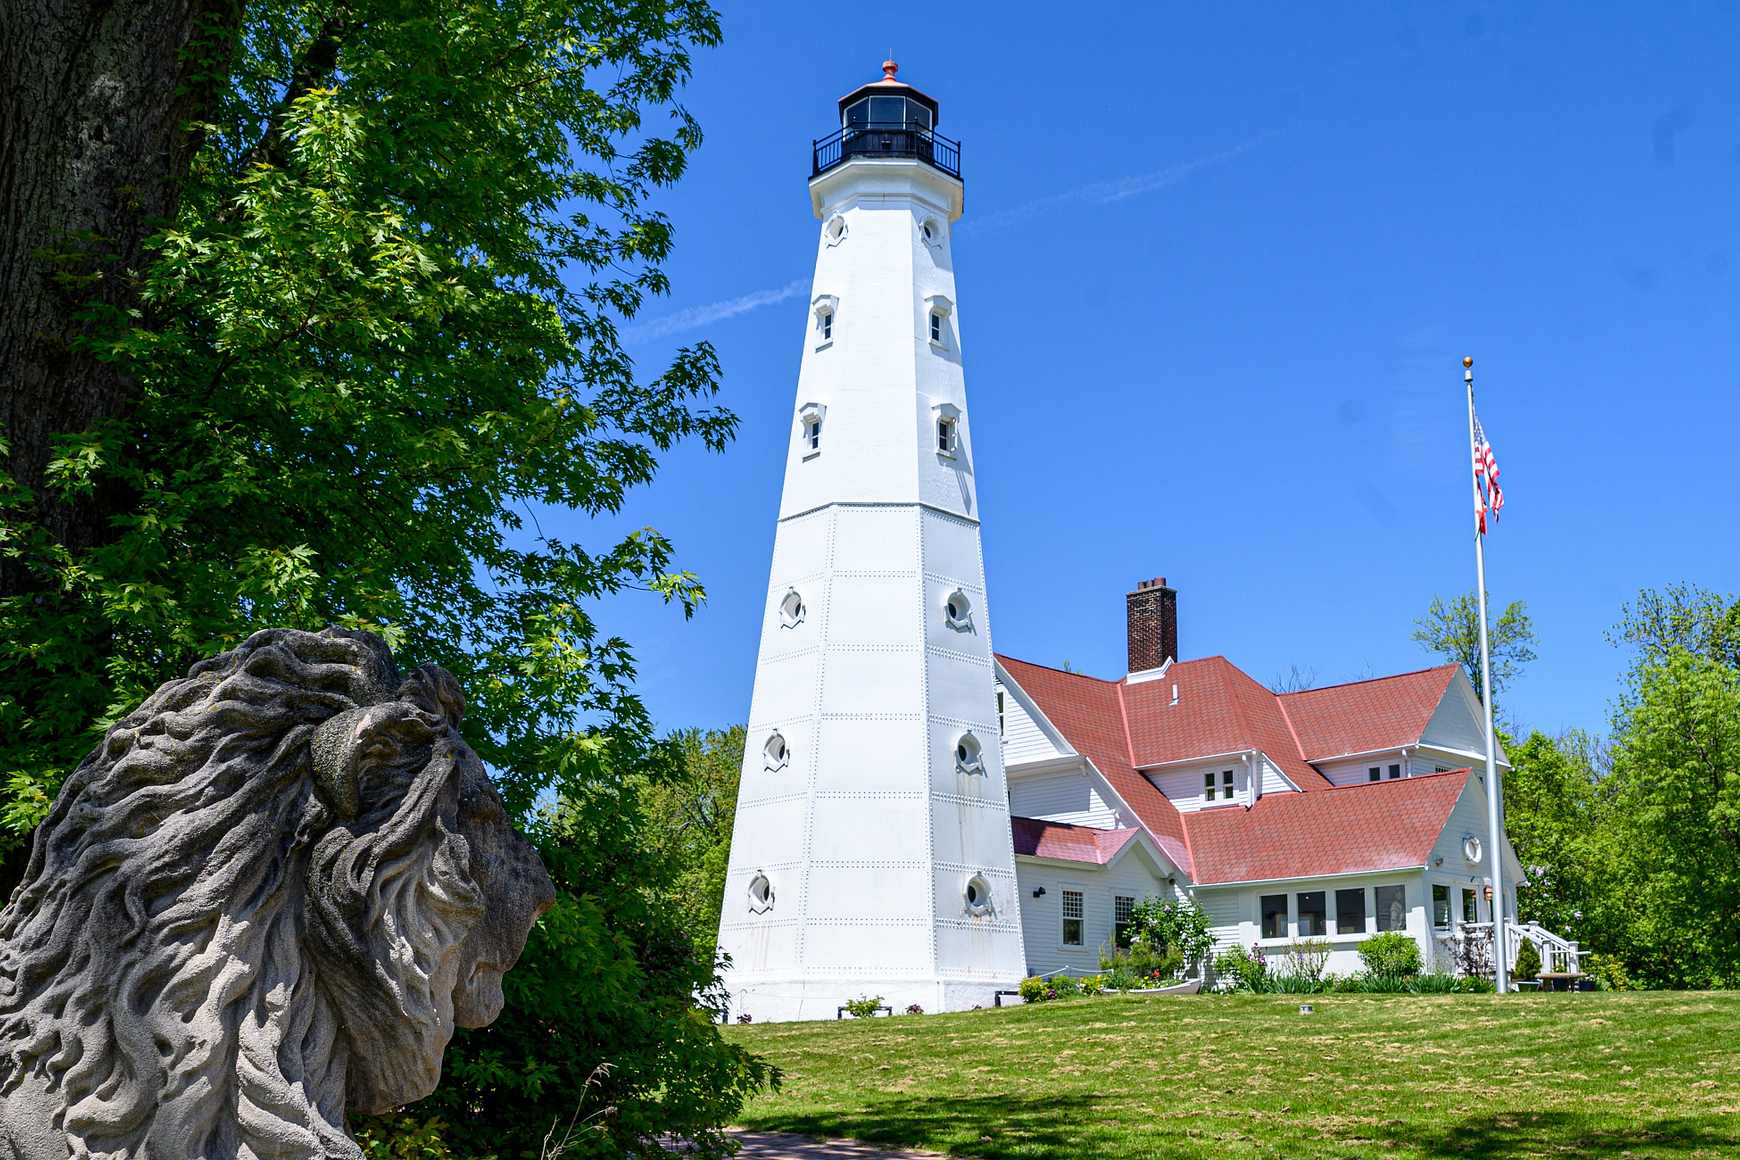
[797,402,826,459]
[1204,769,1234,802]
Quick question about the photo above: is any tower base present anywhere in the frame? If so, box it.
[724,976,1021,1024]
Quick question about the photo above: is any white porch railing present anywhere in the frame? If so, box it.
[1449,921,1581,977]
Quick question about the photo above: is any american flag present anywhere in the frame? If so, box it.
[1472,410,1504,534]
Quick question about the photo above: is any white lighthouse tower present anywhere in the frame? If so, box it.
[717,63,1025,1021]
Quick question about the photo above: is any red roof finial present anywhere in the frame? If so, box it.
[882,58,898,82]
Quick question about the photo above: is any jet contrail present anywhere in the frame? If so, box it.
[959,131,1279,236]
[625,278,808,342]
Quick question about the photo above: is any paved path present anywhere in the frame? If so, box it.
[727,1131,949,1158]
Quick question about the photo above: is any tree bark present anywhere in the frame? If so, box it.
[0,0,236,595]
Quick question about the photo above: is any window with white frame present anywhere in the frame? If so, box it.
[1432,884,1451,930]
[1261,893,1288,939]
[1335,887,1366,935]
[797,402,825,457]
[929,311,942,342]
[1204,769,1234,801]
[1369,766,1381,782]
[1114,895,1136,948]
[820,310,833,340]
[811,294,838,345]
[1389,763,1402,779]
[924,293,952,347]
[1061,890,1084,946]
[1375,884,1406,932]
[936,415,956,454]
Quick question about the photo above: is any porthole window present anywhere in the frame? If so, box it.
[763,731,789,772]
[955,731,984,775]
[823,214,848,245]
[778,589,806,629]
[747,873,775,914]
[1462,836,1483,864]
[944,588,973,631]
[964,873,993,916]
[920,215,945,247]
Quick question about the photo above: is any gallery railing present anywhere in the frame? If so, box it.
[812,125,961,179]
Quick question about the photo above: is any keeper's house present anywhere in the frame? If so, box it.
[997,578,1567,980]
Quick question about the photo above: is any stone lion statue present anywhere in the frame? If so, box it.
[0,628,555,1160]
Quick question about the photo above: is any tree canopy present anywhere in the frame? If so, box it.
[1411,590,1536,704]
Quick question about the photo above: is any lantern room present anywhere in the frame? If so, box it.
[813,60,960,180]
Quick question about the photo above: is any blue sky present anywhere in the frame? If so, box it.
[565,2,1740,740]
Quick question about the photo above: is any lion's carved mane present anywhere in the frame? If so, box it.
[0,628,553,1160]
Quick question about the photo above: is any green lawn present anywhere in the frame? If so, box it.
[724,992,1740,1159]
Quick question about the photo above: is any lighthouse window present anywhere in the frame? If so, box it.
[936,416,956,454]
[778,589,806,629]
[929,312,942,342]
[805,419,821,450]
[763,732,789,772]
[964,874,993,916]
[820,311,833,340]
[954,732,984,774]
[747,873,774,914]
[944,588,972,630]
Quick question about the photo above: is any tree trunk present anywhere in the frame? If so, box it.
[0,0,235,596]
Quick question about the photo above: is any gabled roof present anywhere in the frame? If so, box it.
[996,656,1194,872]
[1277,665,1461,761]
[995,653,1490,883]
[1121,656,1330,790]
[1182,769,1472,885]
[1011,817,1143,865]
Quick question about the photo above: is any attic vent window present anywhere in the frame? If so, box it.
[955,731,984,774]
[763,732,789,772]
[964,874,993,916]
[778,589,806,628]
[747,873,774,913]
[944,588,973,631]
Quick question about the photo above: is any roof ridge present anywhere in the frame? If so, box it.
[1274,691,1307,762]
[1115,680,1135,768]
[996,653,1116,684]
[1278,663,1461,697]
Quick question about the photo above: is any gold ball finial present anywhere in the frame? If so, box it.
[1463,356,1473,368]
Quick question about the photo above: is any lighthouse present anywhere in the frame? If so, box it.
[716,63,1026,1021]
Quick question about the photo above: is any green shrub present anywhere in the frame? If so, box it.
[1277,938,1332,984]
[1270,971,1335,994]
[1100,939,1168,977]
[1128,897,1217,974]
[1585,953,1634,991]
[1080,974,1106,996]
[1212,944,1268,992]
[1018,976,1048,1003]
[1457,974,1498,993]
[1358,932,1423,977]
[1514,936,1541,982]
[844,995,885,1018]
[1104,967,1141,992]
[1051,974,1083,998]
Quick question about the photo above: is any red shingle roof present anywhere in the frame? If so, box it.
[997,655,1194,871]
[1011,817,1144,865]
[1181,770,1472,884]
[1277,665,1461,761]
[996,653,1472,882]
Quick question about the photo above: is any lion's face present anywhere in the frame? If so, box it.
[0,628,557,1160]
[307,663,555,1114]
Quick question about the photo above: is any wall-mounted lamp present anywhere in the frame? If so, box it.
[1167,877,1176,886]
[1433,857,1444,867]
[1032,886,1047,898]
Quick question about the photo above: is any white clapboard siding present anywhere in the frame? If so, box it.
[1259,756,1299,795]
[997,681,1069,766]
[1015,856,1175,977]
[1008,766,1118,828]
[1145,763,1248,812]
[1316,754,1411,787]
[1421,678,1486,756]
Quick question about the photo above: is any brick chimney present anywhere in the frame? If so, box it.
[1127,577,1177,673]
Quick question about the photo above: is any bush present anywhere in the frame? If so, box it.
[1458,974,1497,993]
[1213,943,1268,992]
[1128,897,1217,974]
[1051,974,1083,998]
[1018,976,1048,1003]
[1080,974,1106,996]
[1585,952,1634,991]
[844,995,884,1018]
[1514,936,1542,982]
[1359,973,1413,993]
[1358,932,1424,977]
[1104,967,1141,992]
[1277,938,1332,985]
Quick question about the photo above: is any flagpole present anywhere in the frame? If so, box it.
[1465,355,1509,995]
